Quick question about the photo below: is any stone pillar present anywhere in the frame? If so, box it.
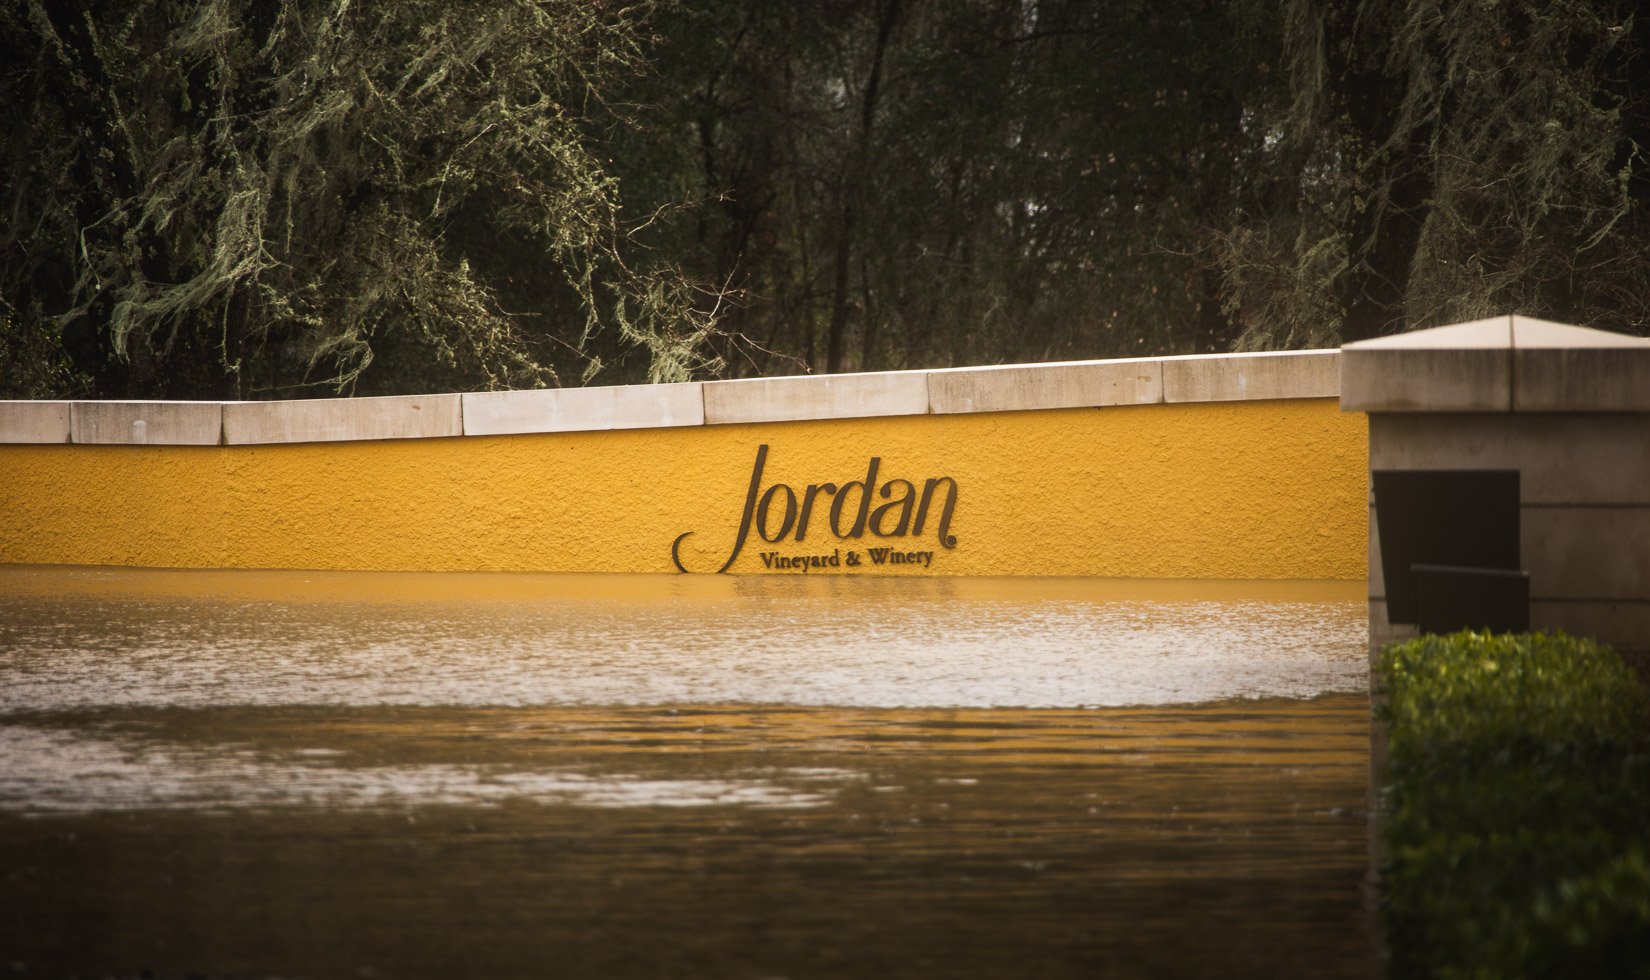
[1341,314,1650,667]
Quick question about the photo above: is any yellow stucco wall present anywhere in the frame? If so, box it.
[0,399,1367,578]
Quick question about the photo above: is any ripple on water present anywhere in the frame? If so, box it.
[0,725,836,814]
[0,569,1376,979]
[0,569,1367,710]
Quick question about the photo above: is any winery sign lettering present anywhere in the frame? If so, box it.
[671,444,959,574]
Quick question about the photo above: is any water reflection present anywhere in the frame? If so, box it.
[0,567,1373,979]
[0,725,840,813]
[0,567,1366,708]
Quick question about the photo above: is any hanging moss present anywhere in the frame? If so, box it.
[1220,0,1650,348]
[0,0,722,398]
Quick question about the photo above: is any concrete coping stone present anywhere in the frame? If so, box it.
[1160,349,1340,404]
[463,383,703,435]
[224,393,463,445]
[69,401,224,446]
[0,400,71,443]
[1342,314,1650,413]
[1,349,1346,445]
[703,370,929,425]
[928,358,1163,413]
[928,350,1338,413]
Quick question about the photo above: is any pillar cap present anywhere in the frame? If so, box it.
[1340,314,1650,412]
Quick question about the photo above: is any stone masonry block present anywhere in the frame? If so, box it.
[1339,348,1511,412]
[462,384,703,436]
[1522,506,1650,602]
[1531,599,1650,657]
[703,371,927,425]
[1514,348,1650,412]
[1161,350,1339,403]
[0,401,70,443]
[70,401,221,445]
[224,394,462,444]
[1340,316,1513,413]
[927,359,1161,414]
[1512,311,1650,412]
[1367,413,1650,505]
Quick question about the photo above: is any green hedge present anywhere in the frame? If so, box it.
[1377,632,1650,979]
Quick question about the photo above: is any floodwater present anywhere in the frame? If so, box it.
[0,567,1375,979]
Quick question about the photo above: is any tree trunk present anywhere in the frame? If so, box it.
[1331,10,1435,344]
[825,0,902,373]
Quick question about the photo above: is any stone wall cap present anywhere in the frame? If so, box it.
[0,400,72,443]
[2,350,1346,444]
[926,356,1163,374]
[927,359,1162,413]
[463,383,703,435]
[1342,314,1650,413]
[1162,349,1340,403]
[703,371,929,424]
[1154,348,1340,361]
[69,400,224,445]
[1344,315,1650,351]
[224,393,463,444]
[1511,317,1650,348]
[1344,316,1513,349]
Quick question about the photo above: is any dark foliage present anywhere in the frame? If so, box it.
[1377,632,1650,979]
[0,0,718,399]
[4,1,1650,396]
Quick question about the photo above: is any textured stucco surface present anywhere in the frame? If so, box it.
[0,398,1367,579]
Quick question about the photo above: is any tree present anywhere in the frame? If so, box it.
[621,0,1650,371]
[613,0,1275,375]
[1217,0,1650,347]
[0,0,720,399]
[7,1,1647,399]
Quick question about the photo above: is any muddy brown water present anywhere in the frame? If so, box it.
[0,567,1374,979]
